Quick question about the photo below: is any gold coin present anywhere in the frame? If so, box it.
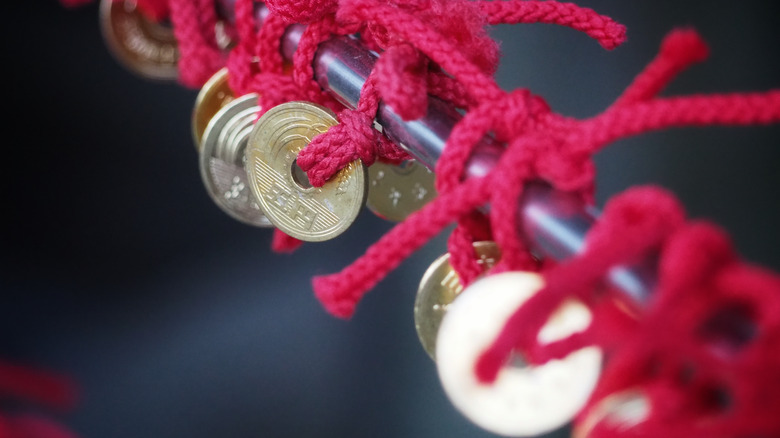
[367,160,437,222]
[99,0,179,80]
[246,101,368,242]
[200,94,273,227]
[414,241,501,360]
[192,68,235,149]
[436,271,601,436]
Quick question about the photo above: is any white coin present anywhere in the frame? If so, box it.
[436,271,603,437]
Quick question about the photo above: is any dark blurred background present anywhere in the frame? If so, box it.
[1,1,779,437]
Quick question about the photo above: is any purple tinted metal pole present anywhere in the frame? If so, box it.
[218,1,658,310]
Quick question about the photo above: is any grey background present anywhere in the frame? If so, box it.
[1,1,779,437]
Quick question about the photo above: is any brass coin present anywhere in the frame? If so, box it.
[367,159,437,222]
[199,94,273,227]
[414,241,501,360]
[99,0,179,80]
[436,271,602,436]
[192,68,235,149]
[246,102,368,242]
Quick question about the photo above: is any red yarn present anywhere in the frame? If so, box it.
[271,230,304,253]
[0,361,80,438]
[478,0,626,50]
[576,224,780,437]
[265,0,338,24]
[168,0,225,88]
[374,44,428,121]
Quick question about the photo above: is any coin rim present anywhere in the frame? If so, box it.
[192,67,233,150]
[245,101,368,242]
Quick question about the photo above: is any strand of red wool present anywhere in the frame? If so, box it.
[0,414,81,438]
[168,0,225,88]
[226,0,258,95]
[0,361,79,411]
[477,0,626,50]
[613,28,709,107]
[0,361,81,438]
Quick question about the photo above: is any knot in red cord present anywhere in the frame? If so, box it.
[375,44,428,121]
[475,186,686,383]
[296,110,400,187]
[493,89,553,141]
[265,0,338,24]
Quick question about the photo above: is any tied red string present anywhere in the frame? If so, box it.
[309,25,780,318]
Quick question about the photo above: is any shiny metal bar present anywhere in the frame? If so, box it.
[218,0,657,310]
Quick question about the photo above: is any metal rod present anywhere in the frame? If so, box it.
[218,1,657,311]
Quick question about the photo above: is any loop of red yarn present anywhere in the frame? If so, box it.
[374,44,428,121]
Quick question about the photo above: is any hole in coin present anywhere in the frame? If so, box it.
[507,350,528,369]
[291,159,313,190]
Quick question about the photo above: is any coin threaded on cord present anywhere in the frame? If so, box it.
[245,101,367,242]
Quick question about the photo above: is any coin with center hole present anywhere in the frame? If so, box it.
[199,94,273,227]
[367,159,437,222]
[99,0,179,80]
[245,101,368,242]
[193,68,235,149]
[436,271,603,437]
[414,241,500,360]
